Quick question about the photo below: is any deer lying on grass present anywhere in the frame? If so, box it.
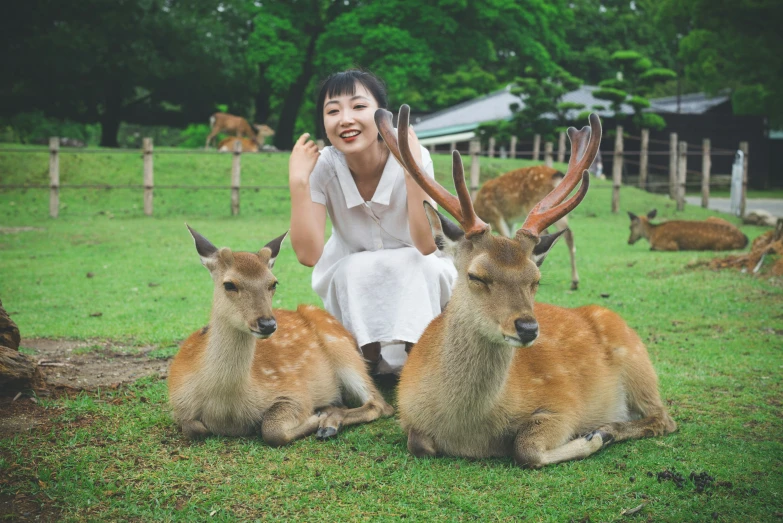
[205,112,275,149]
[376,106,676,468]
[628,209,748,251]
[217,136,263,153]
[474,166,580,290]
[168,227,393,444]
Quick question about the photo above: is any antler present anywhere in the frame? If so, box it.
[375,105,489,237]
[519,113,602,237]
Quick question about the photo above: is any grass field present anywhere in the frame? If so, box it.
[1,145,782,521]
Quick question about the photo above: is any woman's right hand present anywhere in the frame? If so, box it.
[289,133,320,187]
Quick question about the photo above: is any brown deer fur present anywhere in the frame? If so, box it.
[474,166,580,289]
[377,106,676,467]
[628,209,748,251]
[168,227,392,444]
[205,112,274,149]
[217,136,262,153]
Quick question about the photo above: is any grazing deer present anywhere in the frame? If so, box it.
[375,106,676,468]
[168,226,393,444]
[628,209,748,251]
[218,136,261,153]
[473,166,580,290]
[205,112,275,149]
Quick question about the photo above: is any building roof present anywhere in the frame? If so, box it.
[413,85,729,139]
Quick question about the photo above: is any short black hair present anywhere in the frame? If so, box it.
[315,69,389,144]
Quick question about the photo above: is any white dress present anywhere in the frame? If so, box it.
[309,144,457,372]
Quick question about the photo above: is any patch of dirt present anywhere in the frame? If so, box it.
[0,491,61,522]
[18,338,170,391]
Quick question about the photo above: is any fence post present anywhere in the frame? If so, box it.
[316,139,325,151]
[612,126,623,213]
[231,139,242,216]
[669,132,678,199]
[533,134,541,161]
[450,141,457,153]
[701,139,711,208]
[677,141,687,211]
[510,136,517,159]
[488,137,496,158]
[544,142,553,167]
[49,137,59,218]
[739,141,749,217]
[469,139,481,199]
[557,131,566,164]
[639,128,649,189]
[143,138,154,216]
[428,144,435,154]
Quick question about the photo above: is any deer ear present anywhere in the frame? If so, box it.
[628,211,638,222]
[187,224,221,269]
[647,209,657,220]
[423,201,463,256]
[531,229,567,267]
[259,231,288,269]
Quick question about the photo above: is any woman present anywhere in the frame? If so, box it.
[288,70,456,373]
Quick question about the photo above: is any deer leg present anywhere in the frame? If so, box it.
[260,400,322,447]
[592,411,676,444]
[181,419,211,440]
[513,414,607,468]
[315,394,394,440]
[205,130,219,149]
[407,428,438,457]
[554,218,578,290]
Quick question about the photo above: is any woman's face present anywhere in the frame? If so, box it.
[323,82,380,155]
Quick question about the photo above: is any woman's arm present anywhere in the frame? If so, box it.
[403,127,438,255]
[289,133,327,267]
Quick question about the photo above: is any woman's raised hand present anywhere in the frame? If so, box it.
[289,133,320,186]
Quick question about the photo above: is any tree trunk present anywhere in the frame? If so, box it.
[254,63,273,125]
[0,346,42,390]
[274,30,319,150]
[0,298,20,351]
[100,90,123,147]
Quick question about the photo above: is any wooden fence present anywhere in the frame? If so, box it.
[3,128,750,218]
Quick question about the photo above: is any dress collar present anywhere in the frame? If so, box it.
[333,147,399,209]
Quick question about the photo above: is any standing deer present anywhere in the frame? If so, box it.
[473,166,581,290]
[376,106,676,468]
[205,112,275,149]
[168,226,393,444]
[628,209,748,251]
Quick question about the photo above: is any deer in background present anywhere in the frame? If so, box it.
[168,226,393,444]
[473,166,580,289]
[376,106,676,467]
[217,136,263,153]
[205,112,275,149]
[628,209,748,251]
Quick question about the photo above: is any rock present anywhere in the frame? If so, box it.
[743,210,778,227]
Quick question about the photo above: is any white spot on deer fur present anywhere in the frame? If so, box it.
[262,368,276,376]
[337,367,371,403]
[613,346,627,357]
[323,334,340,344]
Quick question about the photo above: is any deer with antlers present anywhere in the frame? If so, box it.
[168,227,393,444]
[473,166,581,289]
[205,112,275,150]
[375,106,676,467]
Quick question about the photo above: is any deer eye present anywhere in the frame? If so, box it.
[468,273,487,285]
[269,281,279,291]
[223,282,238,292]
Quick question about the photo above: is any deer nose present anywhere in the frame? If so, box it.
[514,319,539,344]
[256,317,277,336]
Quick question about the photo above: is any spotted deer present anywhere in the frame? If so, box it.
[473,166,581,289]
[205,112,275,149]
[168,227,393,444]
[375,106,676,467]
[628,209,748,251]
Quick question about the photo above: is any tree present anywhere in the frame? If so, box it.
[593,50,675,130]
[655,0,783,126]
[508,66,584,142]
[0,1,252,147]
[248,0,573,149]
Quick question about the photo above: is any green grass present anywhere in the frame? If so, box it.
[1,147,782,521]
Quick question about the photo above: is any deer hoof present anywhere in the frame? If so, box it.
[571,281,579,291]
[585,429,614,447]
[316,425,340,440]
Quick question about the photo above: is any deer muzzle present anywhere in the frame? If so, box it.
[252,317,277,339]
[514,319,539,346]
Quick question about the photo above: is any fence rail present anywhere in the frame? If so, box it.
[1,129,751,217]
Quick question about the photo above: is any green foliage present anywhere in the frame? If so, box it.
[640,68,678,84]
[634,112,667,131]
[0,112,101,145]
[655,0,783,125]
[593,88,628,105]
